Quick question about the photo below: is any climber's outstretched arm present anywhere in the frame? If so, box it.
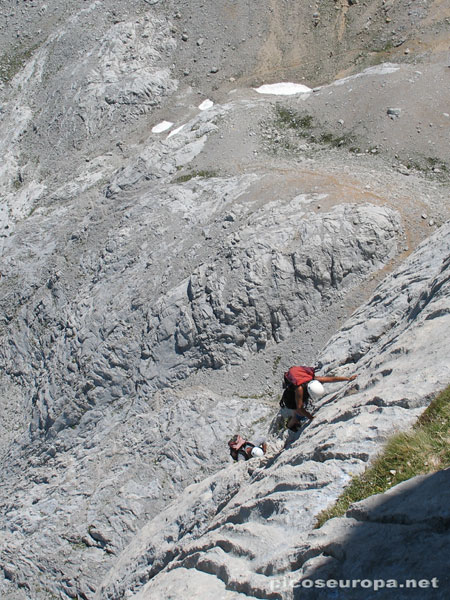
[316,374,357,383]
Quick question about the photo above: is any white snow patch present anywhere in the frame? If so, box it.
[198,99,214,110]
[167,124,186,138]
[364,63,400,75]
[332,63,400,87]
[152,121,173,133]
[253,82,312,95]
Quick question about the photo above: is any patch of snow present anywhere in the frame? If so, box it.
[152,121,173,133]
[253,82,312,95]
[332,63,400,87]
[167,124,186,138]
[198,99,214,110]
[364,63,400,75]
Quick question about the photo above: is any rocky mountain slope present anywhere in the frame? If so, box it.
[294,468,450,600]
[96,222,450,600]
[0,1,449,599]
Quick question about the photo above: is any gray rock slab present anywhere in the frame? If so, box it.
[1,2,450,598]
[96,222,450,600]
[292,469,450,599]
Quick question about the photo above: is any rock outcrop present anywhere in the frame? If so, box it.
[293,469,450,599]
[1,1,449,599]
[96,222,450,600]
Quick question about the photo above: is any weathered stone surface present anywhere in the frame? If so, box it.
[318,221,450,400]
[1,2,450,599]
[292,469,450,599]
[143,201,402,383]
[0,4,178,233]
[0,385,274,599]
[0,114,404,446]
[96,224,450,600]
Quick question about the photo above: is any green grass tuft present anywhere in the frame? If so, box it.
[315,384,450,528]
[275,105,314,130]
[273,355,281,375]
[173,170,219,183]
[0,44,39,84]
[272,105,357,152]
[319,132,353,148]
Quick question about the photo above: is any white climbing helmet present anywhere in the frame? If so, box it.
[251,447,264,458]
[307,379,324,401]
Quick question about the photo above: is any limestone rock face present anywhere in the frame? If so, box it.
[0,130,404,597]
[1,1,450,600]
[144,201,402,383]
[0,3,177,228]
[319,221,450,403]
[293,469,450,599]
[0,385,274,599]
[96,223,450,600]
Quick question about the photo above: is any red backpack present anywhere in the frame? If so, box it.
[284,366,315,387]
[228,434,246,452]
[228,435,255,461]
[280,366,315,408]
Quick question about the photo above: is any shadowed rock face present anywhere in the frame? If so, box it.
[292,469,450,600]
[0,1,449,599]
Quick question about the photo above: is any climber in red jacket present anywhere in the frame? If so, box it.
[281,366,357,431]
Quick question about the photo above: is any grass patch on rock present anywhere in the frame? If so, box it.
[319,131,354,149]
[315,384,450,528]
[173,169,219,183]
[0,44,39,84]
[403,156,450,182]
[275,105,314,131]
[238,393,266,400]
[268,105,358,154]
